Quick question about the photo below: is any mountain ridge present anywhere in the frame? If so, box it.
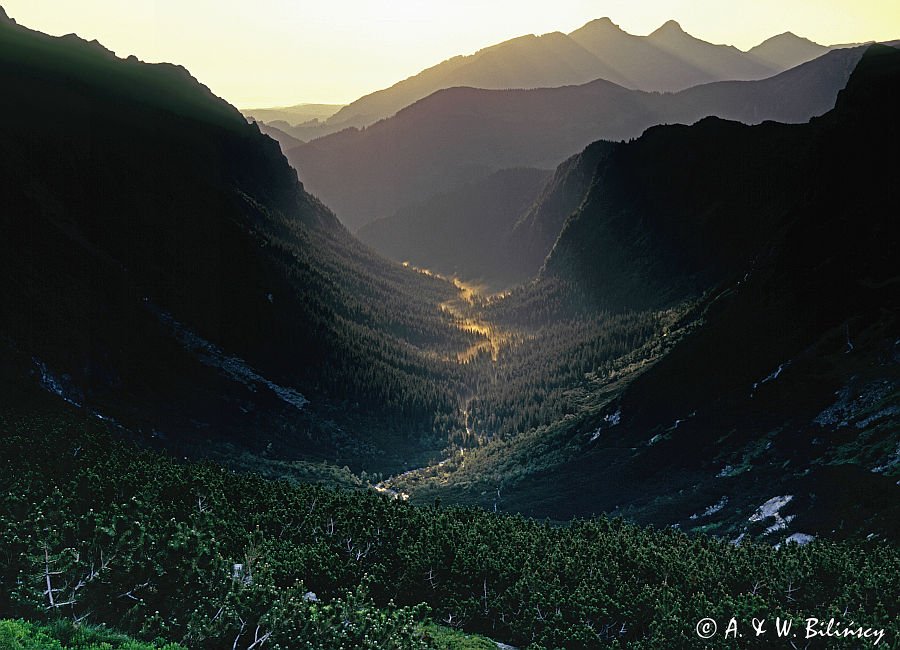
[287,18,827,140]
[748,31,830,69]
[289,46,868,244]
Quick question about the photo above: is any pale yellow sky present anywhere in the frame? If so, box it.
[4,0,899,107]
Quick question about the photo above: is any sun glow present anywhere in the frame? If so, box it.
[3,0,898,107]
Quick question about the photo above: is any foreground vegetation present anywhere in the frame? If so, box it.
[0,618,184,650]
[1,408,897,649]
[0,617,498,650]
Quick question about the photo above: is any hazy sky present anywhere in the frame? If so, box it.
[5,0,899,107]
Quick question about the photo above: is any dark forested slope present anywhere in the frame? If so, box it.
[404,47,900,541]
[0,11,470,473]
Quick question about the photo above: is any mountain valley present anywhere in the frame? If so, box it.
[1,5,899,648]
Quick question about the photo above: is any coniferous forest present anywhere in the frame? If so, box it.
[2,398,898,649]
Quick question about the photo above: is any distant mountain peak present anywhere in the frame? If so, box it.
[653,19,686,36]
[567,17,631,49]
[312,14,822,136]
[582,17,624,31]
[748,31,828,69]
[754,31,822,47]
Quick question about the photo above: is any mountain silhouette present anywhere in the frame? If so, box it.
[542,46,898,309]
[241,102,344,126]
[748,31,830,69]
[288,46,867,239]
[0,13,468,473]
[285,19,832,140]
[506,141,617,284]
[253,119,306,151]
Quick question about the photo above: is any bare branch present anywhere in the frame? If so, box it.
[43,544,56,610]
[247,626,272,649]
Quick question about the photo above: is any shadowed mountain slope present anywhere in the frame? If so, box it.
[405,46,900,541]
[0,12,471,473]
[254,120,306,151]
[357,168,551,289]
[289,46,867,242]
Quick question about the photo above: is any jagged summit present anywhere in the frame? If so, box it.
[572,17,626,34]
[650,19,686,36]
[566,17,630,47]
[0,5,15,24]
[291,16,796,140]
